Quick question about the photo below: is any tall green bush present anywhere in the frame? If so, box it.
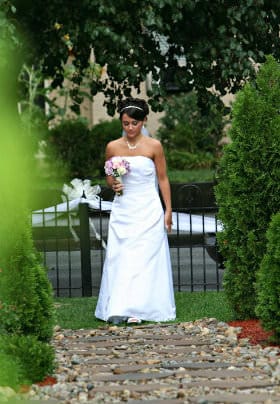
[47,118,92,178]
[0,191,55,385]
[255,212,280,342]
[0,334,55,383]
[0,352,27,390]
[215,55,280,318]
[157,92,226,169]
[46,118,121,179]
[0,224,55,342]
[0,50,55,387]
[90,119,121,176]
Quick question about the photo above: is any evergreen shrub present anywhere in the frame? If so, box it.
[0,225,55,342]
[0,352,27,389]
[255,212,280,341]
[0,301,20,335]
[215,56,280,318]
[0,334,55,383]
[0,48,55,389]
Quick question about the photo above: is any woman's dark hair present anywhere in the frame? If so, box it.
[118,97,149,121]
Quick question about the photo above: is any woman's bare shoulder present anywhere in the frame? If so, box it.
[145,136,162,147]
[107,137,123,147]
[145,136,163,152]
[141,136,164,160]
[106,137,123,155]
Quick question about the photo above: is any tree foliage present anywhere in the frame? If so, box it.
[7,0,280,114]
[157,92,225,169]
[0,0,19,65]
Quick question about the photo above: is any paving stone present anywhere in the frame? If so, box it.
[89,382,175,393]
[162,361,246,369]
[93,371,175,382]
[190,392,280,403]
[187,379,275,389]
[127,400,184,404]
[110,366,260,378]
[156,346,214,354]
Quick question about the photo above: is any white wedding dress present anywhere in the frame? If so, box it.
[95,156,176,322]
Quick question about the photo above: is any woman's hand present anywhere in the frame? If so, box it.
[112,179,124,194]
[164,210,172,233]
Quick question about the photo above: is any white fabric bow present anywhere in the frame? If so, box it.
[32,178,112,248]
[62,179,101,202]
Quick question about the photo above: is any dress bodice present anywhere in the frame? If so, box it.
[110,155,161,237]
[120,156,157,193]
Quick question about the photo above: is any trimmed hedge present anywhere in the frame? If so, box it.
[46,118,121,179]
[215,55,280,318]
[47,118,93,178]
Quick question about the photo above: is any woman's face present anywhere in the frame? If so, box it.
[121,113,143,138]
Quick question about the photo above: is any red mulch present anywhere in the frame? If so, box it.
[228,319,278,347]
[36,376,57,386]
[19,376,57,392]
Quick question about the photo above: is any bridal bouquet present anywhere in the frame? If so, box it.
[104,156,130,195]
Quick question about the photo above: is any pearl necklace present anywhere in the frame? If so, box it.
[126,140,138,150]
[125,136,142,150]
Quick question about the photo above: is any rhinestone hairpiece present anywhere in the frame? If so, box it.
[120,105,144,112]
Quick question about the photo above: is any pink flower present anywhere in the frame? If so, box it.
[104,157,130,196]
[104,157,130,178]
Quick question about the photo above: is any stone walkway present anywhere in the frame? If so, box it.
[27,318,280,403]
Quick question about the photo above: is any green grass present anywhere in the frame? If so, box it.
[168,169,215,183]
[54,291,235,330]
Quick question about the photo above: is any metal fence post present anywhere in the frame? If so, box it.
[79,202,92,296]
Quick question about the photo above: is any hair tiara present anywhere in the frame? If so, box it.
[120,105,144,113]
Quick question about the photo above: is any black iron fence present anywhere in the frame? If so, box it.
[32,182,224,297]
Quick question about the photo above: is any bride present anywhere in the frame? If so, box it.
[94,97,176,325]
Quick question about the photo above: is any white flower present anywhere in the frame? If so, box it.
[117,166,127,176]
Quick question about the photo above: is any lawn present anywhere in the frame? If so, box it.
[168,168,215,183]
[54,291,235,330]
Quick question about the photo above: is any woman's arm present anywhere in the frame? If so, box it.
[153,140,172,232]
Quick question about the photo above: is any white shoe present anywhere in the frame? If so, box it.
[127,317,142,324]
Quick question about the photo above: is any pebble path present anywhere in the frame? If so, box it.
[25,318,280,403]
